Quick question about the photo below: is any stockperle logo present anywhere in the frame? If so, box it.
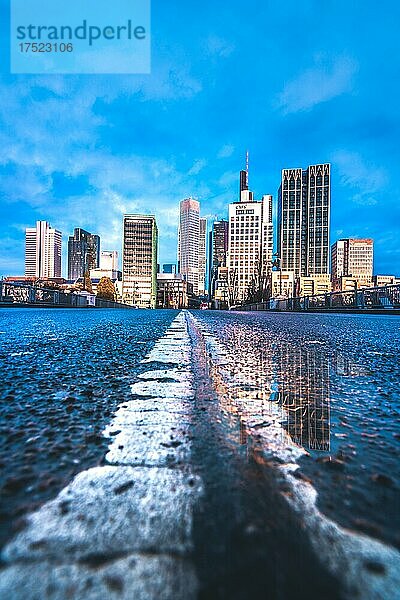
[11,0,151,74]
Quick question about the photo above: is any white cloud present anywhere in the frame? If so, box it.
[204,35,235,58]
[0,58,204,272]
[331,150,387,206]
[0,143,211,269]
[276,55,357,114]
[352,195,378,207]
[218,170,237,187]
[188,159,207,175]
[217,144,235,159]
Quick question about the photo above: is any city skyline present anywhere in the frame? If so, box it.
[3,154,399,279]
[16,160,400,286]
[1,1,400,276]
[1,4,400,597]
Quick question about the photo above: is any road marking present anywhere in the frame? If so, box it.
[0,311,201,599]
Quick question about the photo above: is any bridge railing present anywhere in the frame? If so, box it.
[0,281,130,309]
[234,284,400,312]
[0,281,86,306]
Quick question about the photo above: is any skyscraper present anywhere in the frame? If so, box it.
[228,167,273,303]
[239,152,253,203]
[177,198,200,295]
[239,169,248,195]
[25,221,62,278]
[198,217,207,296]
[67,228,100,280]
[122,215,158,308]
[209,219,229,299]
[277,164,330,278]
[212,220,229,266]
[331,238,373,290]
[239,151,251,197]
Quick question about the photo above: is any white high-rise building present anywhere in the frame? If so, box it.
[228,175,273,303]
[122,215,158,308]
[100,250,118,271]
[25,220,62,278]
[177,198,200,295]
[198,217,207,296]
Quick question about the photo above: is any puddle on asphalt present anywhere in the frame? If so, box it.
[189,311,400,551]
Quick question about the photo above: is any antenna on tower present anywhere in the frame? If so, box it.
[246,150,249,188]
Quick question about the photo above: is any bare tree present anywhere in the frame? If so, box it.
[245,255,271,304]
[227,267,239,308]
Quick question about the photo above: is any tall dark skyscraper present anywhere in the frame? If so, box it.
[209,219,229,298]
[239,151,251,200]
[239,170,248,194]
[68,228,100,280]
[212,219,229,267]
[277,163,330,278]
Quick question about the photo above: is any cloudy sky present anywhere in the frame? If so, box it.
[1,0,400,276]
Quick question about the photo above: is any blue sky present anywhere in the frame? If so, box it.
[1,0,400,276]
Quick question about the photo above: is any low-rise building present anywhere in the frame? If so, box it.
[4,276,66,286]
[77,290,96,307]
[297,274,331,297]
[373,275,396,287]
[271,270,295,298]
[156,274,193,309]
[336,276,358,292]
[212,266,229,308]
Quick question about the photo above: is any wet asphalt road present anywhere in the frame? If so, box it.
[187,316,341,599]
[189,310,400,552]
[0,307,399,599]
[0,308,178,550]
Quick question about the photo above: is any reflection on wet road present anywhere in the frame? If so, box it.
[275,344,331,451]
[190,310,400,550]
